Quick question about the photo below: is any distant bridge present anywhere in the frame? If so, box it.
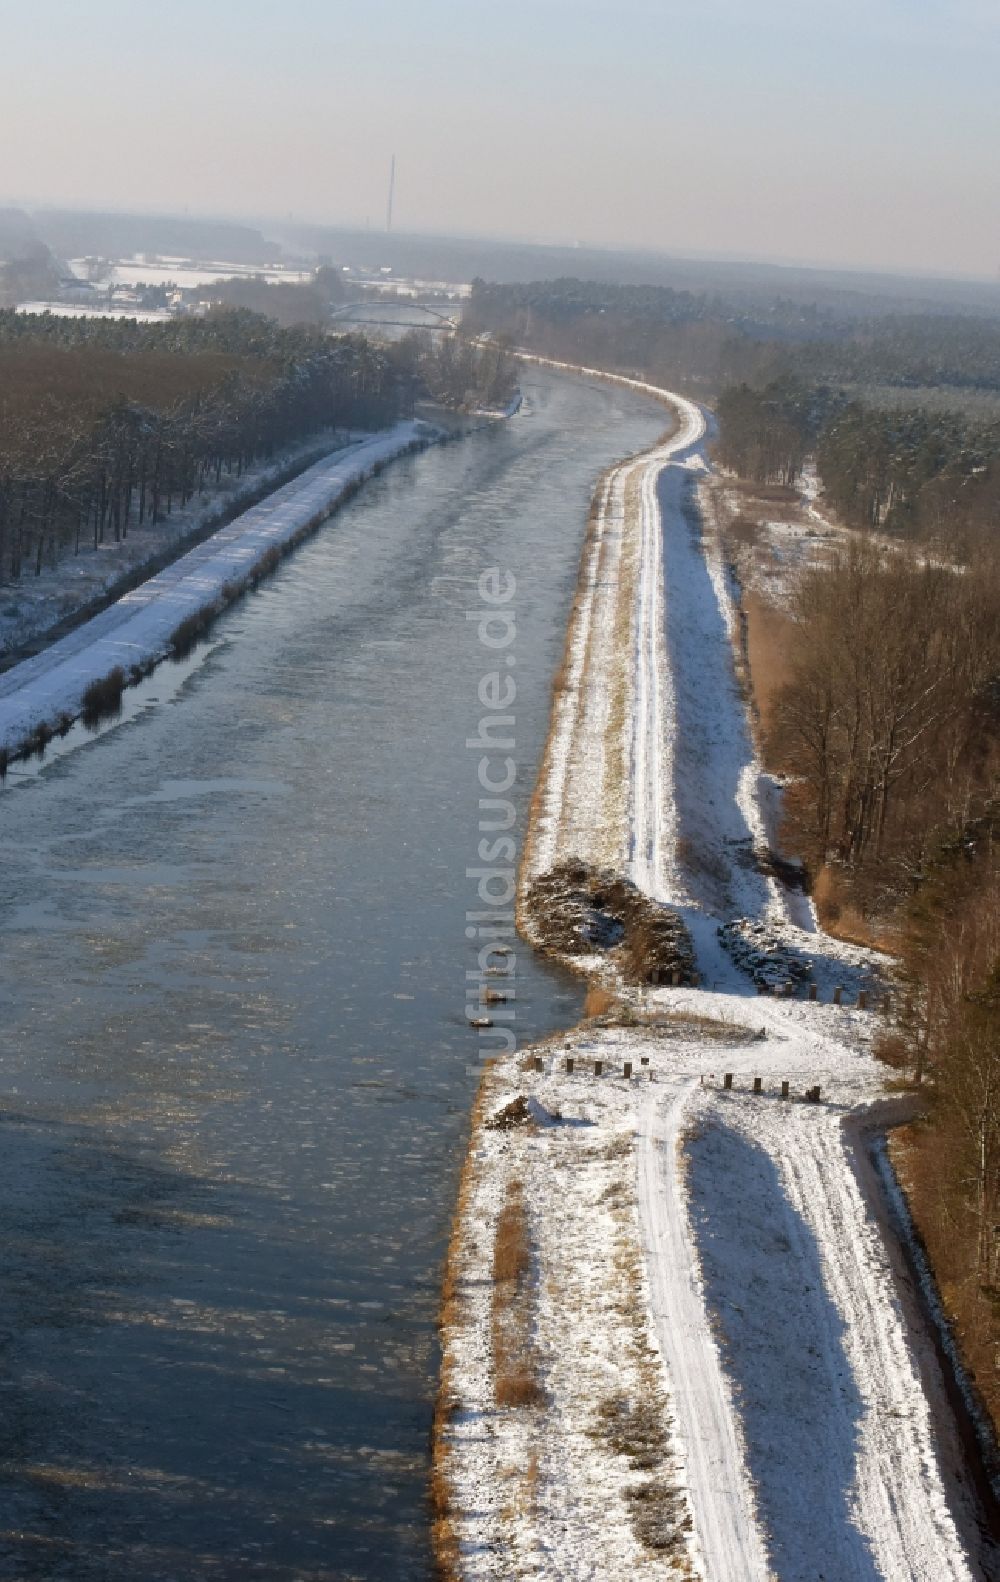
[328,301,459,332]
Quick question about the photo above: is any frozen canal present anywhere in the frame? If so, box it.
[0,370,666,1580]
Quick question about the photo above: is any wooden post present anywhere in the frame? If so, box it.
[533,1055,543,1072]
[753,1076,763,1094]
[623,1062,633,1079]
[780,1080,789,1099]
[857,990,867,1011]
[594,1059,603,1077]
[565,1057,574,1074]
[833,986,842,1006]
[809,983,818,1002]
[724,1072,733,1090]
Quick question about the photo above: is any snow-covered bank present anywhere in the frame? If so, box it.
[438,1024,705,1581]
[438,363,992,1581]
[0,422,437,762]
[0,429,363,659]
[518,364,700,894]
[681,1025,975,1582]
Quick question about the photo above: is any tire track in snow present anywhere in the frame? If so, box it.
[638,1080,771,1582]
[779,1119,974,1580]
[629,398,704,899]
[626,392,774,1581]
[631,452,663,894]
[636,431,980,1576]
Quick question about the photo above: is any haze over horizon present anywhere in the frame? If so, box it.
[2,0,997,281]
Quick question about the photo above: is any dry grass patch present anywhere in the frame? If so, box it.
[744,590,794,739]
[432,1071,495,1580]
[588,1207,696,1571]
[597,1394,669,1470]
[811,864,900,952]
[726,514,762,553]
[584,986,619,1019]
[492,1180,544,1410]
[590,995,752,1043]
[727,478,799,507]
[645,1006,755,1042]
[600,463,641,845]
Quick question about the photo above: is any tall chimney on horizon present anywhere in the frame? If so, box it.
[386,154,396,233]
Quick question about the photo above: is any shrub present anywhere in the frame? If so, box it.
[495,1368,544,1409]
[169,609,213,658]
[81,665,126,722]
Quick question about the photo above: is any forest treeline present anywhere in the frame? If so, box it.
[464,276,1000,402]
[717,374,1000,1444]
[716,379,1000,551]
[0,310,514,584]
[762,525,1000,1445]
[888,813,1000,1433]
[771,542,1000,896]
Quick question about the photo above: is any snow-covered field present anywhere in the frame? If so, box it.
[438,364,993,1580]
[68,257,315,289]
[710,466,846,612]
[0,423,433,760]
[15,301,172,322]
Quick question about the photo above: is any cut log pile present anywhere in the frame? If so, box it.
[717,916,813,993]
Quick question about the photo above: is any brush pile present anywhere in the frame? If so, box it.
[486,1095,532,1132]
[525,859,697,985]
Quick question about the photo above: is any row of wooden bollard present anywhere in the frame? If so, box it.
[535,1055,822,1102]
[535,1055,644,1079]
[723,1072,821,1102]
[805,984,871,1010]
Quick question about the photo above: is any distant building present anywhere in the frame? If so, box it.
[58,277,100,302]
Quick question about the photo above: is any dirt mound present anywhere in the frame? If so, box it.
[525,859,697,986]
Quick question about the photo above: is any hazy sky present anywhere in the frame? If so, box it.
[2,0,998,277]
